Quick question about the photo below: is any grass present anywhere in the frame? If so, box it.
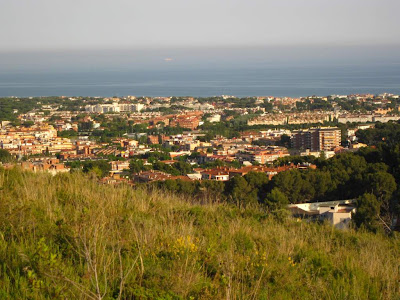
[0,166,400,299]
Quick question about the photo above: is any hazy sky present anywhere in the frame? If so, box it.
[1,0,400,52]
[1,0,400,74]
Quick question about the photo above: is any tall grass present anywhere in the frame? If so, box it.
[0,167,399,299]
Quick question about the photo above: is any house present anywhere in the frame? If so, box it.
[318,204,356,229]
[133,170,172,182]
[288,199,357,229]
[187,173,202,180]
[148,135,160,145]
[21,158,70,176]
[109,161,130,173]
[235,146,290,164]
[200,167,231,181]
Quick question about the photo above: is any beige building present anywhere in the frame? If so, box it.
[291,127,341,152]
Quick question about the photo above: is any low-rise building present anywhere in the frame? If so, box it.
[110,161,130,173]
[21,158,69,175]
[288,199,356,229]
[200,167,231,181]
[235,146,290,164]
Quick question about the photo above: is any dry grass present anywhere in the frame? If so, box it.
[0,167,400,299]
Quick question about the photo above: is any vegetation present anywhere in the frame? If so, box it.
[0,149,13,163]
[156,148,398,231]
[295,98,333,111]
[66,160,112,178]
[153,122,400,234]
[0,98,38,122]
[1,167,400,299]
[0,97,93,122]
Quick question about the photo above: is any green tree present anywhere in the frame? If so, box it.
[0,149,12,163]
[243,172,269,190]
[365,171,397,227]
[89,166,103,178]
[366,172,396,203]
[82,161,111,178]
[22,121,34,127]
[303,170,335,201]
[269,169,315,203]
[225,176,256,208]
[264,188,289,211]
[129,159,148,174]
[176,180,197,195]
[321,153,368,199]
[173,161,193,175]
[200,180,226,200]
[153,162,180,176]
[353,193,380,232]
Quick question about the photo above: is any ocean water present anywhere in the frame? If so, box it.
[0,64,399,98]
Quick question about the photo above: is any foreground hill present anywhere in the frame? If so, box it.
[0,167,399,299]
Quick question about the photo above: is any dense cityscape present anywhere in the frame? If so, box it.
[1,93,399,173]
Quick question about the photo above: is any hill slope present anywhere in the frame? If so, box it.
[0,167,399,299]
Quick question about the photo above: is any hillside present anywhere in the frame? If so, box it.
[0,167,399,299]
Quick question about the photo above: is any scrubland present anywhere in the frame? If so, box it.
[0,167,399,299]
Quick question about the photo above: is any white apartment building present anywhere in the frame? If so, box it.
[85,103,144,113]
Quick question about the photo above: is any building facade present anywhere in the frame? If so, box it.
[291,127,341,151]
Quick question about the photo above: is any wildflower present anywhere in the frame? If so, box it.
[172,235,198,257]
[288,256,296,267]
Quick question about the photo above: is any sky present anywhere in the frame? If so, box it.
[1,0,400,51]
[0,0,400,71]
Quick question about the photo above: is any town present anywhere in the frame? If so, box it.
[1,93,399,185]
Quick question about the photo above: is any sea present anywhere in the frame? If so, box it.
[0,64,399,98]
